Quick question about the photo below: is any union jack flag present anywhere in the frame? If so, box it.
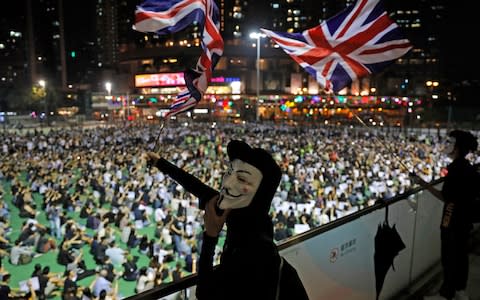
[134,0,223,117]
[262,0,412,93]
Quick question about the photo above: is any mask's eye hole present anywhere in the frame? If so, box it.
[237,176,247,183]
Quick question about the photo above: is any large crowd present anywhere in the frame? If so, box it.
[0,121,478,299]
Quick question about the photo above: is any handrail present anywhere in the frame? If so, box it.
[123,178,441,300]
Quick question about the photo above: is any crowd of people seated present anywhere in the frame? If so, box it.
[0,121,478,299]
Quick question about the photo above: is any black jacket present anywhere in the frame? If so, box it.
[154,140,309,300]
[441,157,478,230]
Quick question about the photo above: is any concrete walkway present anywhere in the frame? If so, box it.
[395,229,480,300]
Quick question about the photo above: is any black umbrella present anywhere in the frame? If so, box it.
[374,205,406,300]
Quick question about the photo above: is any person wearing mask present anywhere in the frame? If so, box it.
[147,140,309,300]
[413,130,479,300]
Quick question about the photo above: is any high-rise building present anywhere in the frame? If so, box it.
[30,0,67,89]
[96,0,119,69]
[0,2,27,86]
[0,0,478,117]
[0,0,68,112]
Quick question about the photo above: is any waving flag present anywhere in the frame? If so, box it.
[134,0,224,117]
[262,0,412,93]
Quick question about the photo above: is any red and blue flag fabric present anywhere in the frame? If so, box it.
[134,0,223,117]
[261,0,412,93]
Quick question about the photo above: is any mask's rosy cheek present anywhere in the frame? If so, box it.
[242,187,249,193]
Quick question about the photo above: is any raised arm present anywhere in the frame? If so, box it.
[146,152,218,209]
[410,173,444,202]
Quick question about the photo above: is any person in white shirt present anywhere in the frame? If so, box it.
[135,267,154,293]
[105,241,126,266]
[154,207,166,223]
[10,240,34,265]
[92,269,112,297]
[120,222,132,244]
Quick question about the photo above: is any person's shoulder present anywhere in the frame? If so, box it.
[448,158,471,172]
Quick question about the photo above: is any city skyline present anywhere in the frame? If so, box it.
[0,0,479,119]
[2,1,478,79]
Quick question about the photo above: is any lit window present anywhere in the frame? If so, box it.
[9,31,22,38]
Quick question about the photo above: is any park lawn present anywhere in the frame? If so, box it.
[1,179,191,299]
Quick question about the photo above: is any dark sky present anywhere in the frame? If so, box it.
[2,0,479,84]
[439,2,480,82]
[0,0,97,42]
[63,1,97,44]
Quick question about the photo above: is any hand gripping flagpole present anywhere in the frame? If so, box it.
[135,0,224,150]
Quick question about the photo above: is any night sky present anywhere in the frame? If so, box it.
[1,1,479,88]
[439,2,480,82]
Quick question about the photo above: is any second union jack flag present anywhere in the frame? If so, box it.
[262,0,412,93]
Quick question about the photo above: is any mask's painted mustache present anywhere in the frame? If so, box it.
[221,188,242,198]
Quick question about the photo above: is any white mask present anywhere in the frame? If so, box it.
[218,159,263,210]
[442,137,455,156]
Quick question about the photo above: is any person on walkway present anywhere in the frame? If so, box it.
[413,130,479,300]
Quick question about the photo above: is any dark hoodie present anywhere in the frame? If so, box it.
[153,140,309,300]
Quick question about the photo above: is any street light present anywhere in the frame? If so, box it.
[250,31,266,121]
[425,80,439,100]
[105,81,112,96]
[38,80,47,124]
[425,80,440,126]
[104,82,112,122]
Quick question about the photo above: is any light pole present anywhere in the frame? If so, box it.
[105,82,112,122]
[105,81,112,96]
[38,80,47,125]
[250,32,266,121]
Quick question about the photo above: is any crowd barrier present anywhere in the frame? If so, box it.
[281,183,443,299]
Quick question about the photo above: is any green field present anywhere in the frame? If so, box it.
[1,177,193,299]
